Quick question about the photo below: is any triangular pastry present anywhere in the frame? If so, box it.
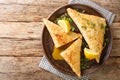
[43,19,81,48]
[60,38,82,77]
[67,8,106,63]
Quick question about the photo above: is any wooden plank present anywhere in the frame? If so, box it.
[0,22,44,56]
[91,0,120,22]
[0,4,59,22]
[0,57,119,80]
[0,22,119,56]
[0,22,43,39]
[0,57,62,80]
[0,38,119,57]
[0,22,119,39]
[90,57,120,80]
[0,0,119,22]
[0,4,45,22]
[0,39,43,57]
[112,23,120,39]
[0,1,67,22]
[0,0,68,5]
[111,40,120,56]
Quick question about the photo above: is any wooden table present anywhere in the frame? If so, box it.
[0,0,119,80]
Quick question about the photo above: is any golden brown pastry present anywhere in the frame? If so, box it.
[43,19,81,48]
[60,38,82,77]
[67,8,106,63]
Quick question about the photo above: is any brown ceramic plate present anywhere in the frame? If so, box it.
[42,3,113,76]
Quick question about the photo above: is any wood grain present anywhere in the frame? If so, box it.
[90,57,120,80]
[0,0,67,22]
[0,22,43,39]
[111,40,120,56]
[0,0,119,22]
[0,38,119,57]
[0,0,119,80]
[0,4,54,22]
[0,22,117,57]
[91,0,120,22]
[0,57,119,80]
[0,22,119,57]
[0,22,119,39]
[0,39,43,57]
[0,0,68,5]
[0,57,62,80]
[112,23,120,39]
